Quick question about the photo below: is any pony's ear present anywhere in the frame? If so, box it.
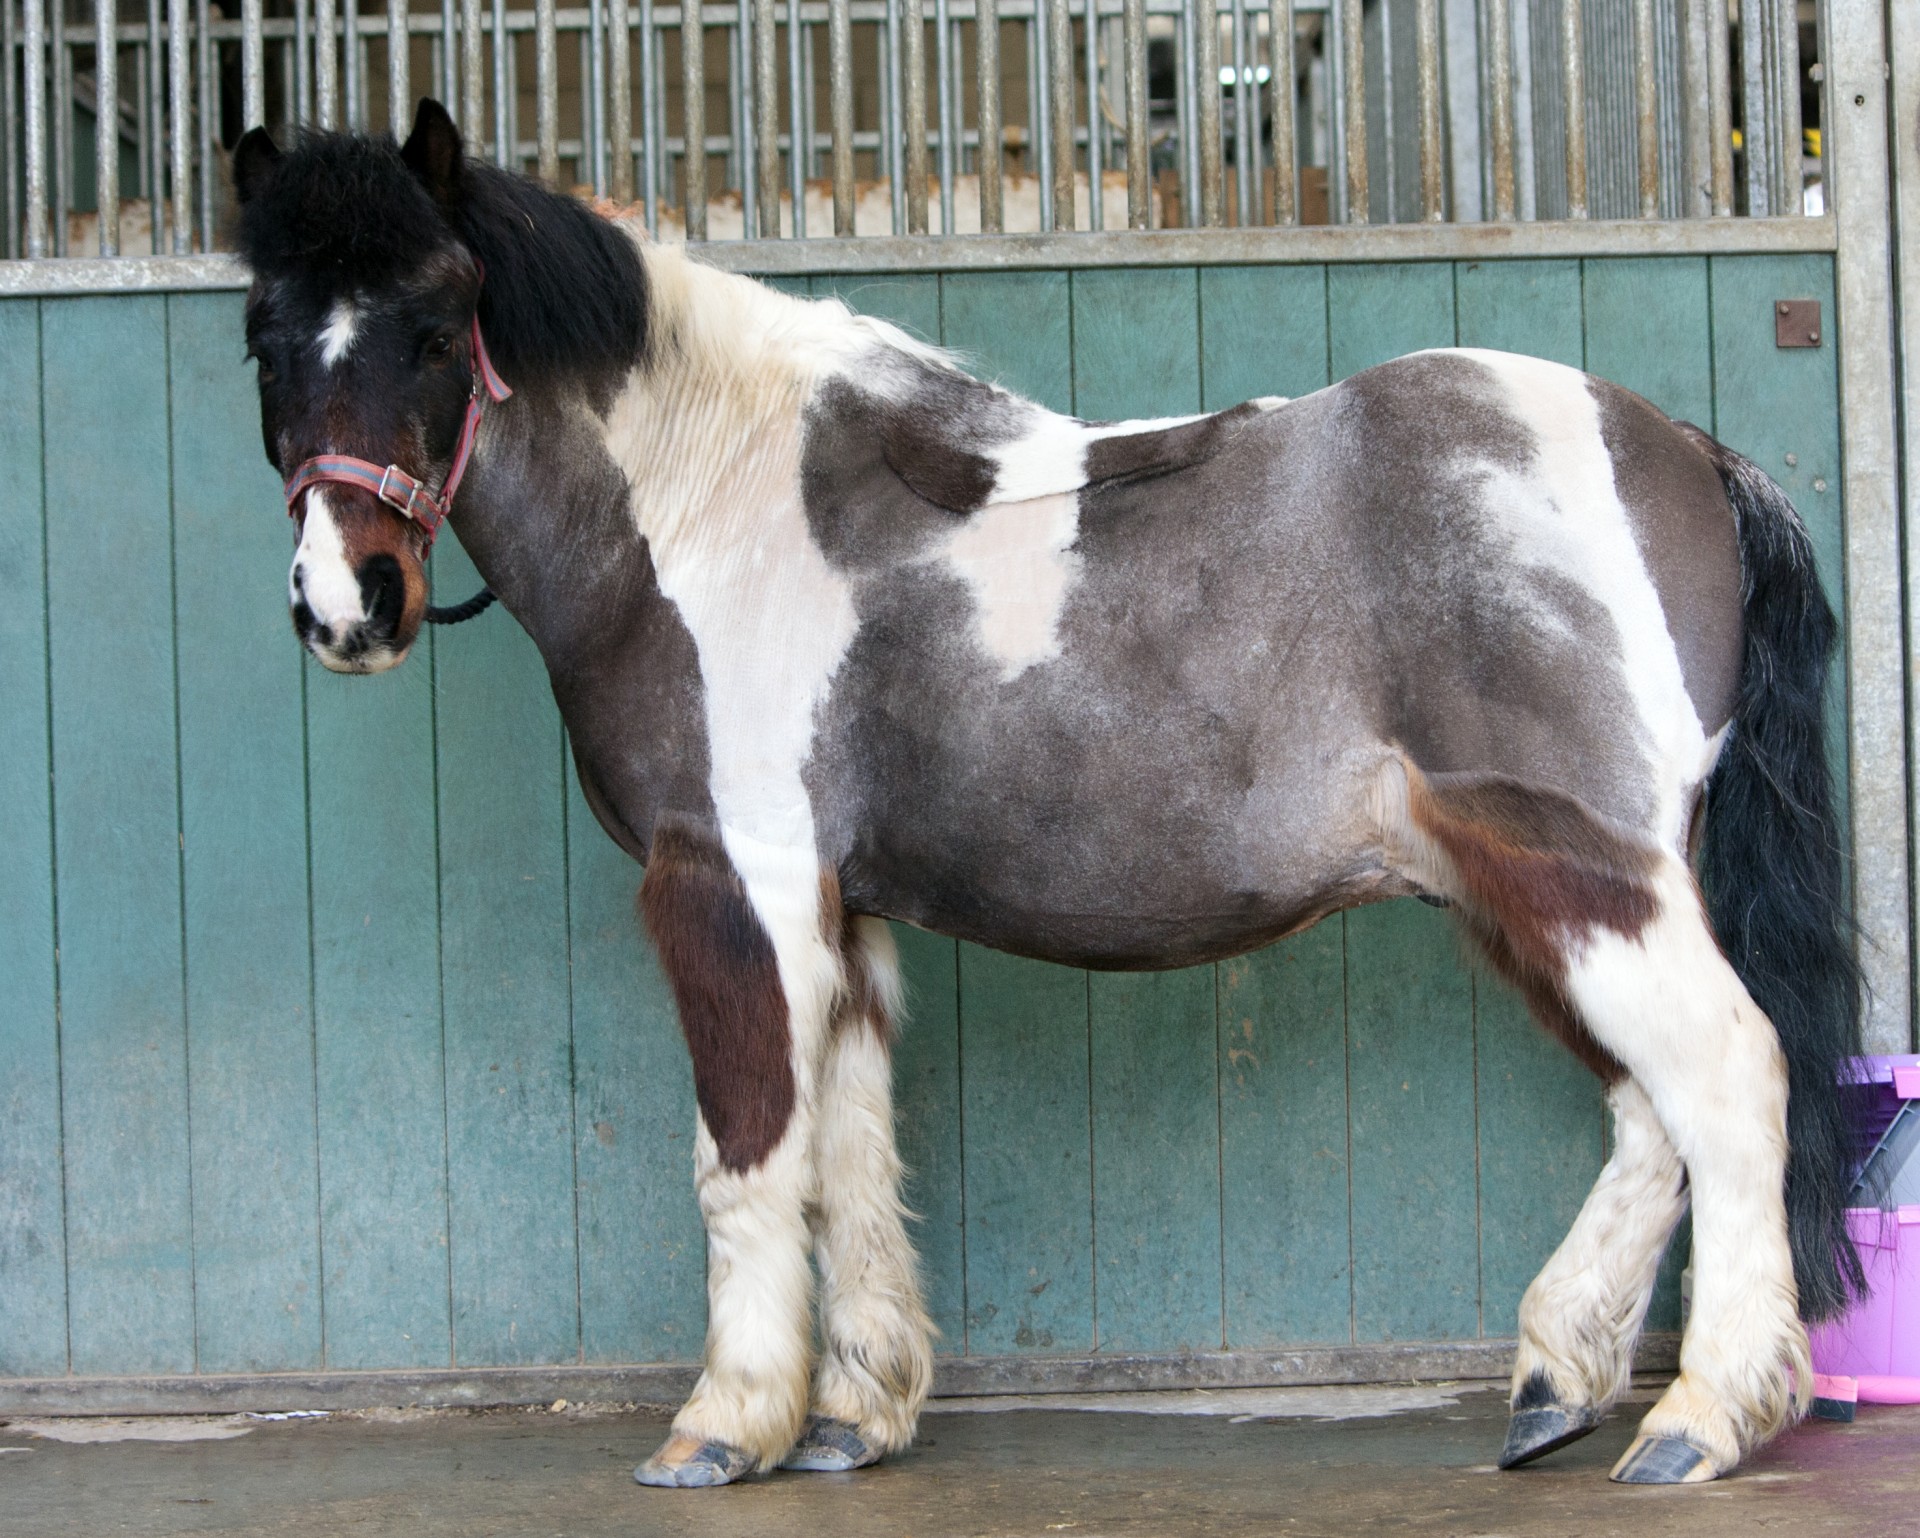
[401,99,464,208]
[232,127,283,206]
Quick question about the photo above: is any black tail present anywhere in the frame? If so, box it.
[1691,430,1864,1323]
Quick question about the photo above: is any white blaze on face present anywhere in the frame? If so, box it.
[318,297,359,368]
[932,491,1082,680]
[290,489,366,631]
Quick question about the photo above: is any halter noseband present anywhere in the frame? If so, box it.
[281,308,512,550]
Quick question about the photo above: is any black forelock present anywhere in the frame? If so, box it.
[236,130,450,289]
[237,126,647,399]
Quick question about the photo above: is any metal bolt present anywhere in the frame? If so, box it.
[1785,453,1797,466]
[1813,478,1828,493]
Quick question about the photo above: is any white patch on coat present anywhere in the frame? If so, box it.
[1511,1077,1688,1414]
[290,489,365,630]
[318,297,358,368]
[1451,348,1710,848]
[932,491,1082,679]
[986,410,1209,503]
[810,918,933,1452]
[1561,856,1806,1471]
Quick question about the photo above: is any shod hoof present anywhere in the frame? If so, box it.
[780,1414,882,1472]
[1498,1402,1603,1468]
[1608,1433,1720,1485]
[634,1433,758,1488]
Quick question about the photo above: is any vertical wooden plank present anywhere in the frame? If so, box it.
[0,300,67,1376]
[892,925,966,1354]
[1326,262,1458,378]
[307,659,450,1368]
[937,272,1074,412]
[169,293,323,1371]
[957,948,1093,1353]
[431,532,579,1365]
[1218,925,1351,1346]
[1345,901,1481,1340]
[1198,265,1331,409]
[811,272,941,345]
[1325,265,1480,1343]
[1068,266,1223,1351]
[1089,968,1222,1350]
[1450,260,1608,1336]
[568,774,707,1362]
[1708,253,1846,787]
[1581,257,1714,423]
[41,295,193,1375]
[1454,259,1585,367]
[1069,267,1201,419]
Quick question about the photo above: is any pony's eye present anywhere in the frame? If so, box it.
[249,348,277,383]
[423,332,455,365]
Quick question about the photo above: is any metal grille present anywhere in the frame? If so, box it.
[2,0,1818,259]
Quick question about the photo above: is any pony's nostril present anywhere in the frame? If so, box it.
[357,554,406,639]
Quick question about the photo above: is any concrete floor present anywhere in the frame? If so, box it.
[4,1381,1917,1538]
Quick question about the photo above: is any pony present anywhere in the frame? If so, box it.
[230,99,1862,1490]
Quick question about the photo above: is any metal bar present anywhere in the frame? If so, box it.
[1124,0,1147,225]
[197,0,212,243]
[885,0,904,232]
[169,0,189,249]
[755,0,780,231]
[1339,0,1363,222]
[790,0,806,232]
[829,0,852,230]
[136,41,149,202]
[1706,0,1730,215]
[1268,0,1294,224]
[1230,0,1249,226]
[53,2,68,255]
[1772,0,1801,216]
[905,0,929,230]
[146,0,164,251]
[492,0,510,161]
[99,0,121,256]
[1739,0,1768,214]
[1561,0,1586,218]
[1630,0,1657,218]
[589,0,607,191]
[1085,0,1101,229]
[977,0,1001,229]
[343,0,360,126]
[936,0,955,232]
[734,15,752,226]
[1195,0,1220,224]
[462,0,484,136]
[1048,0,1072,228]
[1827,0,1911,1050]
[1486,0,1514,220]
[1414,0,1441,220]
[609,0,632,198]
[316,0,339,125]
[2,0,17,259]
[24,0,47,258]
[441,0,457,109]
[1177,0,1197,224]
[640,0,658,204]
[386,0,406,131]
[537,0,560,181]
[1031,5,1050,227]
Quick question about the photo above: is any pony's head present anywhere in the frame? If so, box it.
[234,100,481,673]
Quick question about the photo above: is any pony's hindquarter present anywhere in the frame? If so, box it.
[1421,432,1862,1483]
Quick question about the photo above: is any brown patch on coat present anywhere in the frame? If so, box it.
[639,815,795,1171]
[820,871,894,1046]
[1408,769,1661,1081]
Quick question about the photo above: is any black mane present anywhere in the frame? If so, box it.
[236,127,648,394]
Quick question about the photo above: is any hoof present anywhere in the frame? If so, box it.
[1609,1434,1719,1485]
[780,1414,881,1472]
[1498,1402,1602,1469]
[634,1433,758,1488]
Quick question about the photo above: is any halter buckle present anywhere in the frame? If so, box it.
[376,464,429,526]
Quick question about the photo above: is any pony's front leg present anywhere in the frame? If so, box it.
[783,916,933,1472]
[633,821,841,1488]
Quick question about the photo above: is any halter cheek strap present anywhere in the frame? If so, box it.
[282,310,512,549]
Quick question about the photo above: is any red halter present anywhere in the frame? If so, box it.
[282,308,512,550]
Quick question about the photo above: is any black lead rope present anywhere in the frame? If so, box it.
[426,586,498,625]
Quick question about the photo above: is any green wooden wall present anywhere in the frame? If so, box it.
[0,255,1844,1379]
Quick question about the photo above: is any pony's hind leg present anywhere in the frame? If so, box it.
[783,916,934,1472]
[1560,858,1806,1483]
[633,821,842,1487]
[1501,1077,1688,1468]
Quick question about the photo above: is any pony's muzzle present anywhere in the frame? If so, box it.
[290,553,411,673]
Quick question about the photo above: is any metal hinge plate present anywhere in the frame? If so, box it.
[1776,299,1822,348]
